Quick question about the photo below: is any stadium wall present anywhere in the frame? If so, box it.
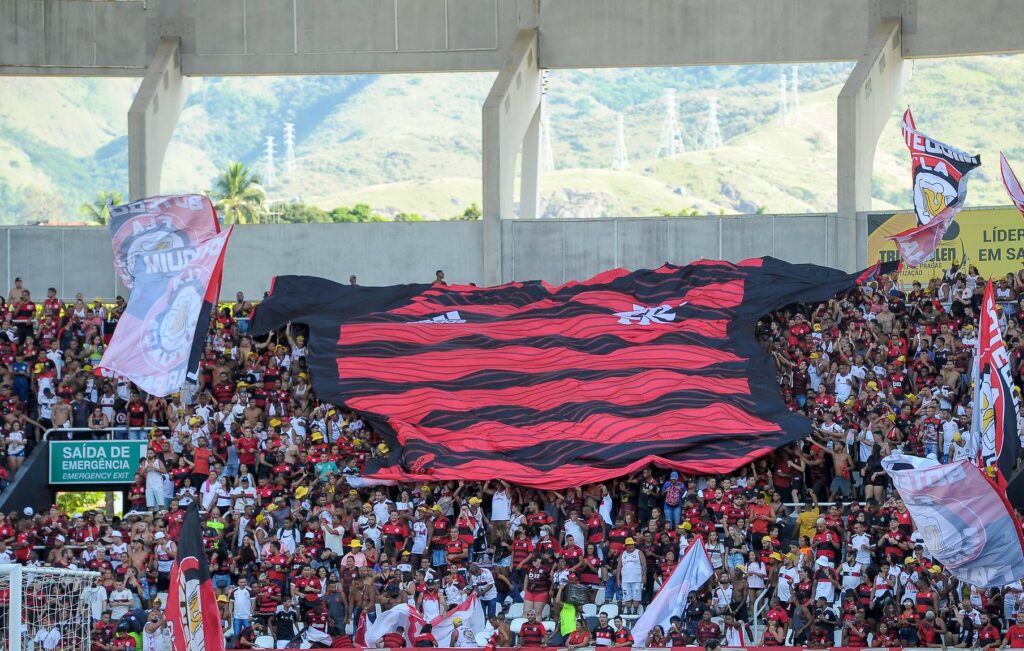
[1,213,842,299]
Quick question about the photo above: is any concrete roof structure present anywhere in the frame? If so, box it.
[1,0,1020,281]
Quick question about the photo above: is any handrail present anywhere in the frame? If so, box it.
[750,582,771,645]
[43,426,171,441]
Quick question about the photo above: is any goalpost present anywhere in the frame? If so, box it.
[0,565,100,651]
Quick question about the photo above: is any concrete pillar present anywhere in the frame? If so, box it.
[519,105,542,220]
[836,19,909,271]
[128,37,190,201]
[482,29,541,286]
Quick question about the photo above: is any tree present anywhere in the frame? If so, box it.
[78,190,123,226]
[448,203,481,221]
[211,162,266,224]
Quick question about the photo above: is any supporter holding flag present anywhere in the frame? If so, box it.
[631,537,714,645]
[166,502,224,651]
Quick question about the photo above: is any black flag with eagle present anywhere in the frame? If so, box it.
[166,502,224,651]
[251,257,893,489]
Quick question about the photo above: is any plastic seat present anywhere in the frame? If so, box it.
[475,632,492,646]
[581,603,598,617]
[599,603,618,619]
[254,635,275,649]
[505,602,524,620]
[594,591,607,605]
[510,617,527,635]
[542,621,556,636]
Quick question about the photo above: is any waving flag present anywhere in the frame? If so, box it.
[354,603,412,647]
[883,454,1024,588]
[1002,152,1024,219]
[101,195,229,396]
[252,258,892,488]
[631,537,714,644]
[889,109,981,267]
[167,503,224,651]
[98,228,232,396]
[411,594,486,646]
[109,195,221,289]
[972,279,1022,489]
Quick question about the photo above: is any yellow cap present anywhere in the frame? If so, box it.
[813,324,822,332]
[266,504,278,512]
[378,443,390,454]
[928,565,942,574]
[295,486,309,499]
[453,617,463,625]
[761,535,773,543]
[770,552,783,561]
[269,418,282,427]
[469,497,482,505]
[350,539,362,548]
[311,432,323,441]
[867,381,878,390]
[905,558,915,565]
[624,537,636,545]
[681,522,692,530]
[953,432,963,443]
[736,564,746,573]
[431,505,442,512]
[352,438,362,446]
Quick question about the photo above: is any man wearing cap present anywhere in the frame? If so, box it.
[616,537,646,615]
[341,538,367,567]
[450,614,478,648]
[467,563,498,618]
[812,556,839,603]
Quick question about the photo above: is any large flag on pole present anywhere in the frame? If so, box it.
[98,226,232,396]
[166,503,224,651]
[889,108,981,267]
[1002,152,1024,219]
[411,594,486,646]
[972,279,1022,490]
[100,195,229,396]
[883,454,1024,588]
[631,537,714,645]
[251,257,894,489]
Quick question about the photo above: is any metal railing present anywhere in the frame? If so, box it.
[43,425,170,441]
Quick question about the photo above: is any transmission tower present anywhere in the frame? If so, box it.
[538,70,555,174]
[612,112,630,170]
[790,65,800,115]
[658,88,685,158]
[283,122,296,174]
[264,136,276,187]
[702,96,723,150]
[778,73,789,123]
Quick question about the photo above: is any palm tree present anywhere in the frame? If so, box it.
[211,162,266,225]
[78,190,123,226]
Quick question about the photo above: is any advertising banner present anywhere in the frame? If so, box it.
[868,207,1024,285]
[49,440,147,485]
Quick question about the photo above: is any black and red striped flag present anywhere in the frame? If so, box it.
[166,502,224,651]
[252,257,889,488]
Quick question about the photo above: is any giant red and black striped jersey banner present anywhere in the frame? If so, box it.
[251,258,888,488]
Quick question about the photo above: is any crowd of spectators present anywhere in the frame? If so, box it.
[2,260,1024,650]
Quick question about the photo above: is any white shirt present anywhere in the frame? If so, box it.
[471,567,498,600]
[33,626,61,651]
[851,533,873,566]
[491,490,511,521]
[776,565,799,603]
[620,549,643,583]
[232,586,252,619]
[109,587,134,619]
[840,561,864,591]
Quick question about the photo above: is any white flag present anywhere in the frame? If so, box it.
[631,536,715,645]
[411,593,486,647]
[356,603,412,647]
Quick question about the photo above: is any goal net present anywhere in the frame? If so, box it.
[0,565,100,651]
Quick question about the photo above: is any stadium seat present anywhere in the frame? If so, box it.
[475,632,492,646]
[599,603,619,619]
[542,621,556,636]
[581,603,598,617]
[510,617,527,635]
[594,591,606,605]
[505,602,524,619]
[253,635,275,649]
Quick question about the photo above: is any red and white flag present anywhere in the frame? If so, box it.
[891,108,981,267]
[631,537,714,645]
[1001,152,1024,218]
[167,503,224,651]
[410,594,486,647]
[886,211,955,268]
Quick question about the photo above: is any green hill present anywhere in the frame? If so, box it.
[0,56,1022,223]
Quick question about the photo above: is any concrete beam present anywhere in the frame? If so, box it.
[128,38,190,201]
[837,19,910,271]
[3,0,1024,76]
[482,29,541,286]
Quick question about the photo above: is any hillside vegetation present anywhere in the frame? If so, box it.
[0,56,1022,223]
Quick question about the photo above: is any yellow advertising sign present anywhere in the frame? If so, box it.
[867,207,1024,285]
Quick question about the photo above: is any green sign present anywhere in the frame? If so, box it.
[49,441,147,485]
